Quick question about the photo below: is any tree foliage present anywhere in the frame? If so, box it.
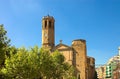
[0,24,10,67]
[94,71,98,79]
[1,46,75,79]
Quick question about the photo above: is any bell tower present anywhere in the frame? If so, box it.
[42,15,55,49]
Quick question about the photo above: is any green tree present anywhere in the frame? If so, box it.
[0,24,10,67]
[51,51,75,79]
[94,71,98,79]
[1,46,76,79]
[0,24,11,79]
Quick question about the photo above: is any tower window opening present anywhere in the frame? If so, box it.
[45,21,47,28]
[49,21,51,28]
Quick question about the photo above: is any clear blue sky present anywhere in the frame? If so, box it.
[0,0,120,65]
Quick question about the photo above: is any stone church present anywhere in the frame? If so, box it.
[41,15,95,79]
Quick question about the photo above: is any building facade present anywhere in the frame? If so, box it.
[112,63,120,79]
[41,15,95,79]
[106,52,120,79]
[96,47,120,79]
[96,65,106,79]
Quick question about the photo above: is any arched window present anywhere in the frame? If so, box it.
[49,21,51,28]
[45,21,47,28]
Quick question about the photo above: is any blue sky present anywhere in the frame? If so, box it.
[0,0,120,65]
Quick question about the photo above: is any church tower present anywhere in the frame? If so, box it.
[42,15,55,49]
[72,39,87,79]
